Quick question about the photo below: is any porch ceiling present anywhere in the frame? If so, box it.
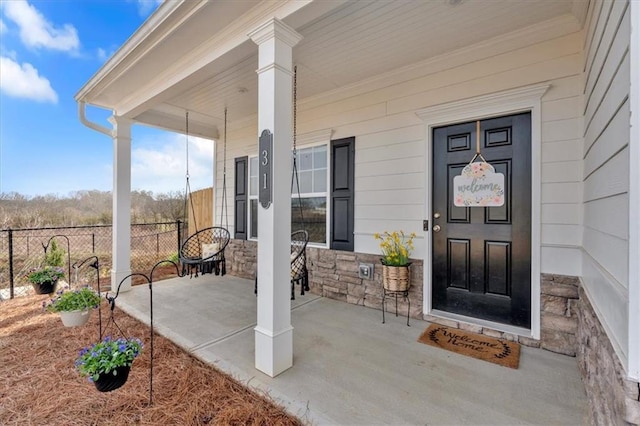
[77,0,589,139]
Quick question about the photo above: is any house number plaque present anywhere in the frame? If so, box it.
[259,129,272,209]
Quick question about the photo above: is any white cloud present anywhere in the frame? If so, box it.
[131,134,214,194]
[0,56,58,103]
[3,49,17,61]
[0,18,6,34]
[134,0,163,17]
[97,48,107,61]
[3,0,79,53]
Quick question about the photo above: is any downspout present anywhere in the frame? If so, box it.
[77,101,113,137]
[77,100,134,293]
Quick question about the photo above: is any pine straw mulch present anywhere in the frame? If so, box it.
[0,294,305,425]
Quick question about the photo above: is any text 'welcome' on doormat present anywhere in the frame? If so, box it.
[418,325,520,369]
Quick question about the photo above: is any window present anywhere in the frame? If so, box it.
[249,145,328,244]
[235,136,354,251]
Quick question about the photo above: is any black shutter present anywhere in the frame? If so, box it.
[330,137,355,251]
[234,156,248,240]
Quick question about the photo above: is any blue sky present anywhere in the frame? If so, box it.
[0,0,214,197]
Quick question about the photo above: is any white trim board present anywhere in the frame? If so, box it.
[416,83,550,340]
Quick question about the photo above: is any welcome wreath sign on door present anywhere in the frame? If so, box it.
[453,121,505,207]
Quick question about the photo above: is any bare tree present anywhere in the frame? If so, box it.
[1,189,193,229]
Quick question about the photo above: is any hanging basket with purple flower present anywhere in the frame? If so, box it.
[75,336,143,392]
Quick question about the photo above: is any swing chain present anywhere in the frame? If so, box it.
[291,65,305,229]
[223,108,227,176]
[185,111,190,180]
[293,65,297,155]
[220,107,228,229]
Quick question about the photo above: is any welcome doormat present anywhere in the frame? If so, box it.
[418,325,520,369]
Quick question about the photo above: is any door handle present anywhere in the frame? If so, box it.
[433,225,441,232]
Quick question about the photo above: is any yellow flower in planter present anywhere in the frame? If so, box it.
[374,231,416,266]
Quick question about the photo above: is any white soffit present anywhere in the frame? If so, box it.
[166,0,579,126]
[81,0,584,134]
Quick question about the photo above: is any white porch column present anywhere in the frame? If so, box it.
[249,18,302,377]
[108,115,133,292]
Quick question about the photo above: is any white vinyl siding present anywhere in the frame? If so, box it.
[216,23,586,265]
[580,0,631,370]
[304,31,584,265]
[203,1,634,376]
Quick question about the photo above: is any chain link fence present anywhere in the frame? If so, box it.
[0,221,182,299]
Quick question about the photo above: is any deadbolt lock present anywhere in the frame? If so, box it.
[434,212,441,219]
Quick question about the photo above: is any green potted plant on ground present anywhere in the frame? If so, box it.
[27,266,65,294]
[75,336,143,392]
[45,287,101,327]
[374,230,416,291]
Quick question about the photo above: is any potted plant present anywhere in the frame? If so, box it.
[27,266,65,294]
[374,230,416,291]
[45,287,101,327]
[75,336,143,392]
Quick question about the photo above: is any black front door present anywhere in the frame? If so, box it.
[432,113,531,328]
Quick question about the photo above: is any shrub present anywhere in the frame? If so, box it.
[45,239,65,267]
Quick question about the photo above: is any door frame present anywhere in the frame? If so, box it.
[416,83,549,339]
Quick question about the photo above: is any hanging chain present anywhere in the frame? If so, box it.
[185,112,190,180]
[291,65,305,229]
[223,107,227,178]
[293,65,297,155]
[184,111,199,233]
[220,107,229,229]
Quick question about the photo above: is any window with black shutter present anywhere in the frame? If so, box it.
[330,137,355,251]
[234,156,248,240]
[240,136,355,251]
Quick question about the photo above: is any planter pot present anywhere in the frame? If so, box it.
[59,309,91,327]
[94,366,130,392]
[382,264,410,292]
[32,280,57,295]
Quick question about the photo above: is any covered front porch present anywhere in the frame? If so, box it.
[115,274,587,425]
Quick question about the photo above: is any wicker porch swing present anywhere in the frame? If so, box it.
[179,109,231,278]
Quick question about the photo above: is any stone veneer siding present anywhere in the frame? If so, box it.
[225,240,576,351]
[225,239,423,317]
[424,273,580,352]
[577,286,640,425]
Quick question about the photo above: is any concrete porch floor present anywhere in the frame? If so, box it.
[115,274,588,425]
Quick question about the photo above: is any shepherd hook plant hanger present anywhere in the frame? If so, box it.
[103,260,183,405]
